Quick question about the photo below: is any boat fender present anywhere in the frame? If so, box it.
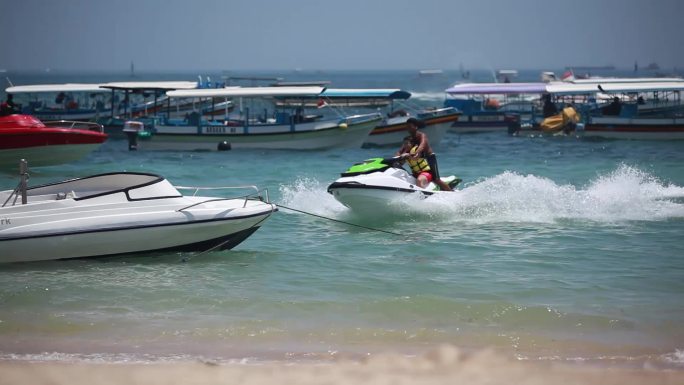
[338,123,348,129]
[217,141,232,151]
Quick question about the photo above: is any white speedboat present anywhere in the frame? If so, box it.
[0,167,276,263]
[327,157,461,213]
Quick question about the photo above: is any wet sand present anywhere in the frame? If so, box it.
[1,345,682,385]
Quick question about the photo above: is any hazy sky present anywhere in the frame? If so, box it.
[1,0,682,72]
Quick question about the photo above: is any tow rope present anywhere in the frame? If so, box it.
[275,203,405,237]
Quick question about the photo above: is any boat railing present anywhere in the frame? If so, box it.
[417,106,460,118]
[174,185,271,210]
[341,112,382,125]
[2,160,29,207]
[42,120,105,133]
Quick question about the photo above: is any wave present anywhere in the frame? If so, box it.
[663,349,684,367]
[278,165,684,224]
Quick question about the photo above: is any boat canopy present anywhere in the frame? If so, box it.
[446,81,684,96]
[272,81,331,87]
[445,83,547,95]
[567,77,684,84]
[100,81,198,91]
[546,81,684,95]
[166,86,325,99]
[6,83,108,93]
[321,89,411,99]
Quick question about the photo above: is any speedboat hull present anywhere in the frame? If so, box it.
[0,143,104,169]
[0,207,272,263]
[0,172,276,263]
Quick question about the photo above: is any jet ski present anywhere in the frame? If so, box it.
[327,157,461,212]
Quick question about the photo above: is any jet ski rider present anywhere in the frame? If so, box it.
[396,118,452,191]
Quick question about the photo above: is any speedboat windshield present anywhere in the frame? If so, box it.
[25,172,180,201]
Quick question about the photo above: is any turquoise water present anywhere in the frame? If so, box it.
[0,70,683,367]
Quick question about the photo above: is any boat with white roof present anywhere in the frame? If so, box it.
[511,81,684,139]
[444,82,546,133]
[129,86,382,150]
[276,88,460,147]
[5,83,111,121]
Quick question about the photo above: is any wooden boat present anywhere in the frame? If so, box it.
[365,107,460,147]
[277,88,459,147]
[4,81,229,136]
[550,81,684,140]
[5,83,111,121]
[510,81,684,140]
[128,86,382,150]
[445,83,546,133]
[582,117,684,140]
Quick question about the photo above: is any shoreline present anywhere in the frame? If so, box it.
[2,330,682,369]
[1,346,683,385]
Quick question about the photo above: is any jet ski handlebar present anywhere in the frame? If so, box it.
[382,155,407,168]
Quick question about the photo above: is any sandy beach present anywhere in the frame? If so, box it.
[1,345,683,385]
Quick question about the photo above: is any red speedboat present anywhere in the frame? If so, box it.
[0,114,108,171]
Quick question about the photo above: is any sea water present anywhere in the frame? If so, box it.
[0,70,683,368]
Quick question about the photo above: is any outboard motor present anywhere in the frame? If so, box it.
[505,113,521,135]
[123,121,144,151]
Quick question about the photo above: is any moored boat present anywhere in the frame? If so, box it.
[444,83,546,133]
[365,107,460,147]
[131,86,382,150]
[582,117,684,140]
[0,167,276,263]
[0,114,108,172]
[320,89,460,147]
[277,88,460,147]
[544,81,684,140]
[5,83,111,121]
[97,81,204,135]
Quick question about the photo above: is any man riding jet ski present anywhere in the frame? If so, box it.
[327,154,461,212]
[328,118,460,212]
[397,118,453,192]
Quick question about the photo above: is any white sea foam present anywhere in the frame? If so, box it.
[0,352,187,364]
[278,177,347,217]
[662,349,684,366]
[0,351,260,365]
[279,165,684,224]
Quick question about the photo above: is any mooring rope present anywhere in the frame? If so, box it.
[275,203,405,237]
[182,202,404,262]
